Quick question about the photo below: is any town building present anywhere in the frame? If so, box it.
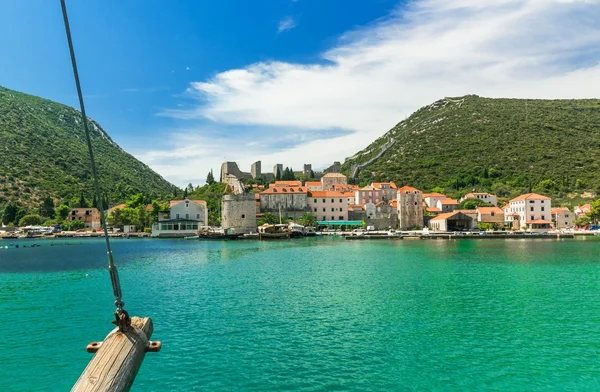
[423,193,447,208]
[365,201,397,230]
[221,194,257,234]
[321,173,347,190]
[260,186,309,220]
[551,207,575,229]
[476,206,504,228]
[372,182,398,201]
[151,199,208,237]
[436,198,459,212]
[355,185,383,205]
[305,181,323,191]
[505,193,552,231]
[348,204,366,221]
[397,186,424,230]
[460,192,498,206]
[251,161,261,179]
[575,204,592,217]
[429,211,478,232]
[307,191,348,222]
[69,208,101,229]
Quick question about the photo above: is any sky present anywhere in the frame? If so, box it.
[1,0,600,187]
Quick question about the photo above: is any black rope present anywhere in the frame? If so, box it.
[60,0,130,330]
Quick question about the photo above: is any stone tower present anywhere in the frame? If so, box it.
[397,186,424,230]
[303,164,312,178]
[221,194,257,234]
[251,161,262,179]
[273,164,283,178]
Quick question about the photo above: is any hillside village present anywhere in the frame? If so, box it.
[9,158,595,239]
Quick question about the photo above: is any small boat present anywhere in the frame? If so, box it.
[289,223,305,238]
[197,228,241,240]
[258,224,290,239]
[304,227,317,237]
[1,235,19,240]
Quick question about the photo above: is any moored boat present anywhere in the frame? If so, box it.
[258,224,291,239]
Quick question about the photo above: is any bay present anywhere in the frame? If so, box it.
[1,237,600,391]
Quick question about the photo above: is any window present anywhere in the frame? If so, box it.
[542,215,545,220]
[186,203,189,207]
[241,214,245,219]
[314,208,317,212]
[530,200,534,204]
[331,216,335,220]
[491,212,495,216]
[541,207,545,212]
[530,207,534,212]
[176,213,180,219]
[322,208,325,212]
[339,216,344,220]
[186,213,189,219]
[314,199,317,203]
[339,199,342,203]
[414,202,418,206]
[322,199,325,203]
[531,215,534,220]
[196,214,200,219]
[331,208,334,212]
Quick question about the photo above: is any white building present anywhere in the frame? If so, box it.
[505,193,552,231]
[460,192,498,206]
[151,199,208,237]
[423,192,447,208]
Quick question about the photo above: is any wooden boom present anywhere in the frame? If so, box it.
[72,317,160,392]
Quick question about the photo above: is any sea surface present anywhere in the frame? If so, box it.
[1,237,600,391]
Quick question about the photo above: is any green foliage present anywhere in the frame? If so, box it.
[275,167,281,181]
[55,204,70,220]
[18,214,42,226]
[0,85,176,213]
[39,197,55,218]
[206,169,215,185]
[588,199,600,223]
[458,199,493,210]
[298,212,316,227]
[342,95,600,198]
[188,182,229,226]
[69,219,86,230]
[257,212,278,226]
[576,215,591,227]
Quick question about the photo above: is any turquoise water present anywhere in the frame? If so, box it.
[2,237,600,391]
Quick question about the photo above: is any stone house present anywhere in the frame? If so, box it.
[423,192,447,208]
[372,182,398,201]
[307,191,348,222]
[69,208,101,229]
[305,181,323,191]
[321,173,347,190]
[460,192,498,206]
[551,207,575,229]
[260,186,310,220]
[436,198,459,212]
[355,185,383,205]
[476,206,504,227]
[397,186,424,230]
[365,201,398,230]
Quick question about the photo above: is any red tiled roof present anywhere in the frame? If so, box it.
[274,181,302,187]
[476,207,503,214]
[108,203,127,212]
[262,187,307,194]
[439,199,459,205]
[430,211,461,221]
[372,182,398,189]
[423,192,446,198]
[510,193,551,202]
[170,199,207,208]
[528,219,552,224]
[426,207,441,213]
[308,191,345,197]
[398,185,422,193]
[305,181,322,187]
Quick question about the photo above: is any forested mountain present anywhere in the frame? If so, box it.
[0,86,177,215]
[342,95,600,199]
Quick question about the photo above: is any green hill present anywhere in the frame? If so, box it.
[342,95,600,200]
[0,86,177,212]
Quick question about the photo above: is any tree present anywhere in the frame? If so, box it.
[299,212,316,227]
[69,219,86,230]
[588,199,600,223]
[78,192,88,208]
[206,170,215,185]
[40,197,55,218]
[576,215,591,227]
[19,214,42,227]
[275,167,281,181]
[431,186,445,194]
[458,199,493,210]
[257,212,278,226]
[187,183,194,194]
[55,204,71,220]
[309,169,316,179]
[183,188,188,198]
[2,202,17,225]
[126,193,146,209]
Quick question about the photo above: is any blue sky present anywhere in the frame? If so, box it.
[1,0,600,187]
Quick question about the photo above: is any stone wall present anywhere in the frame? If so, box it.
[221,194,257,234]
[251,161,261,179]
[365,202,397,230]
[397,189,424,229]
[220,161,252,182]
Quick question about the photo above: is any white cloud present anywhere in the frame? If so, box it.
[277,16,297,33]
[145,0,600,186]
